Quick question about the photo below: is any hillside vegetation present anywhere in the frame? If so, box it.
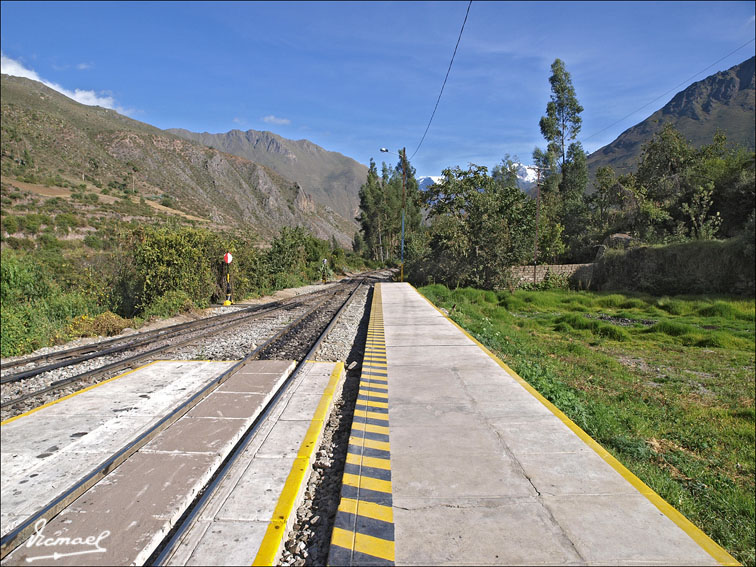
[0,74,356,246]
[1,220,369,357]
[586,56,755,180]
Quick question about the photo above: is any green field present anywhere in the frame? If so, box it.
[418,285,755,565]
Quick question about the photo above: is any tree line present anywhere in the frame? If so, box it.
[354,58,755,289]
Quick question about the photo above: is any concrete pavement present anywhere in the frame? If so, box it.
[329,282,737,566]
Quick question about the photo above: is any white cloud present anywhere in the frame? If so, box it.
[76,62,93,70]
[1,52,128,114]
[262,114,291,125]
[232,116,245,124]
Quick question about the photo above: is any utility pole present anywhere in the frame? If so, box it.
[533,167,541,285]
[400,147,406,283]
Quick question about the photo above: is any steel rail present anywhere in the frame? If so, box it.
[0,286,339,380]
[151,279,366,565]
[0,289,339,560]
[0,294,316,411]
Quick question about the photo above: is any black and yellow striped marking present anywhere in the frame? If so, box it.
[329,283,395,566]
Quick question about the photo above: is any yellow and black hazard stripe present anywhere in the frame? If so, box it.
[329,283,395,566]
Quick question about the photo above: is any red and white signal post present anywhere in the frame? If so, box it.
[223,252,233,305]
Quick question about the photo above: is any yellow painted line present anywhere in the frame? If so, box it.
[353,409,389,422]
[332,528,395,562]
[359,389,388,400]
[330,526,355,554]
[359,381,388,390]
[357,399,389,409]
[304,359,336,364]
[350,436,390,451]
[1,361,162,426]
[338,498,394,524]
[253,362,344,566]
[415,286,740,567]
[342,472,392,494]
[363,362,387,368]
[351,421,390,436]
[346,452,392,471]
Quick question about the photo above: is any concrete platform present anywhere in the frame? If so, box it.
[0,360,236,540]
[1,359,296,565]
[330,283,737,566]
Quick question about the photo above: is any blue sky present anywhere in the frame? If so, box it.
[1,1,754,177]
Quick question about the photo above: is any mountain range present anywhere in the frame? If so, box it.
[586,56,755,180]
[0,74,360,246]
[2,56,752,247]
[166,128,366,223]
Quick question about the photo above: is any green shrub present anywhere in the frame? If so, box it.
[1,250,52,303]
[68,311,131,337]
[2,215,19,234]
[142,290,195,319]
[648,320,695,336]
[697,301,751,321]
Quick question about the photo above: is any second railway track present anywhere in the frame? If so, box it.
[0,278,362,421]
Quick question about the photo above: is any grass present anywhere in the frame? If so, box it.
[419,284,755,565]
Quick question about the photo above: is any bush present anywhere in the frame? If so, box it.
[142,290,195,319]
[2,215,19,234]
[68,311,131,337]
[647,320,695,337]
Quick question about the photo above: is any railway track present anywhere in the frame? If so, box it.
[0,282,347,419]
[0,276,370,562]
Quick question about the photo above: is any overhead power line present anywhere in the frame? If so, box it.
[583,37,756,144]
[409,0,472,161]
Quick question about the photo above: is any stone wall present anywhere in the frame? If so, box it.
[510,263,594,287]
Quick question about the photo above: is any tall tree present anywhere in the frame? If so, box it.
[539,58,584,169]
[534,59,588,260]
[421,163,535,288]
[356,154,421,263]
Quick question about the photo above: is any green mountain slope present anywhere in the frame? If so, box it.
[587,56,755,179]
[166,128,367,223]
[0,74,356,245]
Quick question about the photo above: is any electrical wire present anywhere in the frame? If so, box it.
[583,37,755,143]
[409,0,472,161]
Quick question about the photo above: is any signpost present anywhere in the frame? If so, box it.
[223,252,233,305]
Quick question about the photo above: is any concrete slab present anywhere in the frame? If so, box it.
[543,493,717,565]
[142,417,245,454]
[515,450,641,497]
[384,324,475,347]
[218,360,295,393]
[387,344,492,368]
[393,497,582,566]
[255,418,311,458]
[279,393,323,421]
[391,452,536,500]
[214,456,296,522]
[180,520,268,566]
[0,361,235,539]
[4,452,218,566]
[187,391,267,419]
[162,361,344,566]
[488,418,594,455]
